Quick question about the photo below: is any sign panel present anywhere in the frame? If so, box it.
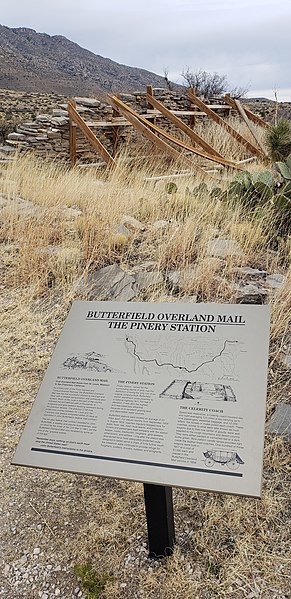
[12,301,270,497]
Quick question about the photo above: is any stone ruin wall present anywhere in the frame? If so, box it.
[3,89,233,165]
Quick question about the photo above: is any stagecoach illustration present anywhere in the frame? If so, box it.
[160,379,236,401]
[203,450,244,470]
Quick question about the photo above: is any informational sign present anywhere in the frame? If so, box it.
[12,301,270,497]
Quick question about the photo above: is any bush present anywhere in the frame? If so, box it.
[265,119,291,161]
[181,68,247,98]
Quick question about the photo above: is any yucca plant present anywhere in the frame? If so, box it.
[265,119,291,161]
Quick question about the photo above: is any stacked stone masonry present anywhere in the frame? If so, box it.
[4,88,237,165]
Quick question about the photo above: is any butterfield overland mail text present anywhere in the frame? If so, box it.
[12,301,270,497]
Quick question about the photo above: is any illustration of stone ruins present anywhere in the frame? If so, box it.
[160,380,236,401]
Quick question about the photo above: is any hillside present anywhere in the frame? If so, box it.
[0,25,169,96]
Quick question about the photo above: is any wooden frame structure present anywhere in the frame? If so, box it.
[67,99,116,168]
[188,89,266,159]
[108,94,243,170]
[67,87,269,171]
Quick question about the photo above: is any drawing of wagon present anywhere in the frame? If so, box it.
[203,450,244,470]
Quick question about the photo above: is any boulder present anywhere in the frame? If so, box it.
[233,283,269,304]
[78,264,136,301]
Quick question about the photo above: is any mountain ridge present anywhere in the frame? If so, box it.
[0,24,169,96]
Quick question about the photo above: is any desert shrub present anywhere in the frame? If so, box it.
[265,119,291,161]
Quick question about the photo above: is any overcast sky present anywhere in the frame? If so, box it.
[1,0,290,100]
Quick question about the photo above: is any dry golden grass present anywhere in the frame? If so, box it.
[0,147,290,598]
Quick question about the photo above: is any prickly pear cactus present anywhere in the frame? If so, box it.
[275,153,291,180]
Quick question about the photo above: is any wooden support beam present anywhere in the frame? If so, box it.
[112,107,120,157]
[146,86,157,124]
[108,95,243,170]
[224,94,270,129]
[147,85,154,108]
[69,99,77,166]
[233,99,268,157]
[146,91,224,159]
[67,100,116,168]
[188,90,265,159]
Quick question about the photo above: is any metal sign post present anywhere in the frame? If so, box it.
[143,483,175,558]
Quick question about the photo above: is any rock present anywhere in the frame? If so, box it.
[135,260,157,270]
[167,270,181,287]
[50,116,69,126]
[64,207,82,219]
[0,145,16,153]
[7,132,26,141]
[9,198,40,218]
[134,271,164,291]
[233,283,269,304]
[113,224,131,238]
[121,215,145,231]
[158,295,197,303]
[283,354,291,368]
[207,239,243,257]
[233,267,267,279]
[47,130,62,140]
[266,273,286,288]
[33,547,40,556]
[167,269,197,291]
[119,94,135,101]
[74,97,100,107]
[35,115,50,123]
[78,264,136,301]
[152,220,170,231]
[267,404,291,441]
[52,109,68,117]
[282,345,291,368]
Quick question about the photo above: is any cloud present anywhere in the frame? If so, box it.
[1,0,290,98]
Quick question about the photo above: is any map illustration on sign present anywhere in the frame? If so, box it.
[125,335,241,381]
[160,380,237,401]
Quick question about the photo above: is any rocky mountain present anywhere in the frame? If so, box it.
[0,25,169,96]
